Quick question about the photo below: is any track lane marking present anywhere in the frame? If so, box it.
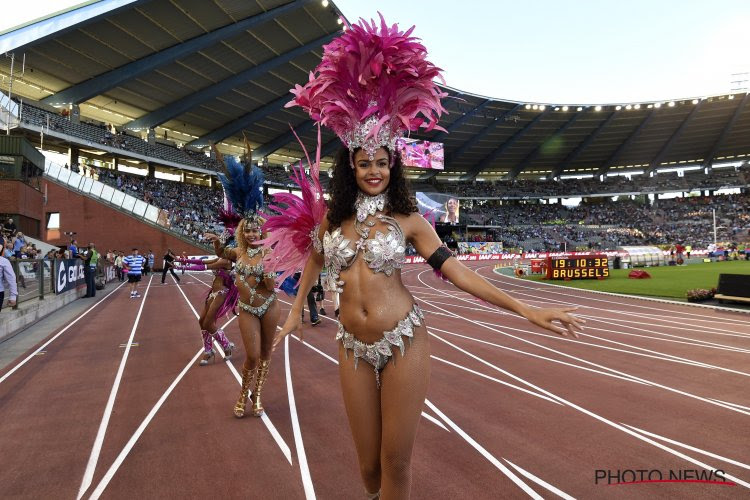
[415,270,750,416]
[479,266,750,329]
[623,424,750,471]
[0,281,127,385]
[77,276,154,499]
[285,336,316,500]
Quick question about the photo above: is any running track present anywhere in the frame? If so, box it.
[1,262,748,499]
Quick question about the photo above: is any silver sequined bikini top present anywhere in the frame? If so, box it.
[317,193,406,293]
[235,260,265,278]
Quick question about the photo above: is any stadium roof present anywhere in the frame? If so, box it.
[1,0,749,180]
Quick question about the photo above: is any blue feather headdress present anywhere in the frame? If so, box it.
[218,155,265,227]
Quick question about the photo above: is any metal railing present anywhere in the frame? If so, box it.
[3,258,54,309]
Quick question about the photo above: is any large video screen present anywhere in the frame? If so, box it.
[416,192,460,224]
[396,138,444,170]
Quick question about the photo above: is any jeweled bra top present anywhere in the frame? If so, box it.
[234,247,265,278]
[317,192,406,293]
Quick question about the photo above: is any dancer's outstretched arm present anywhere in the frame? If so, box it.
[204,233,237,261]
[272,220,327,348]
[405,213,584,338]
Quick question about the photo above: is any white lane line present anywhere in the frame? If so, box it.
[481,267,750,329]
[429,324,650,387]
[430,355,562,405]
[424,399,542,499]
[285,336,316,500]
[87,348,203,499]
[172,274,293,464]
[709,398,750,412]
[578,314,750,347]
[415,271,750,416]
[503,459,576,500]
[418,296,750,489]
[579,313,750,340]
[421,272,750,374]
[429,315,750,418]
[281,301,566,497]
[468,315,750,377]
[573,317,750,355]
[482,269,750,335]
[77,275,154,499]
[275,298,464,432]
[623,424,750,471]
[0,281,127,385]
[423,292,750,346]
[411,285,750,373]
[420,411,450,432]
[421,295,750,355]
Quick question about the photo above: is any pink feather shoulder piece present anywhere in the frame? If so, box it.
[260,126,327,284]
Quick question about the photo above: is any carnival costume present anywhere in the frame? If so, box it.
[177,256,238,365]
[218,156,277,418]
[263,14,446,387]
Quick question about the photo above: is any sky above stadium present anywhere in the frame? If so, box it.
[3,0,749,105]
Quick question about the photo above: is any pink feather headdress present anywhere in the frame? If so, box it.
[286,13,447,160]
[260,126,328,285]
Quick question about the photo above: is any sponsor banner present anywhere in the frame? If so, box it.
[458,242,504,254]
[103,264,117,283]
[55,258,86,294]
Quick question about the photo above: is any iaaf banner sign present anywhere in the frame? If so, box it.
[55,259,86,294]
[404,251,629,264]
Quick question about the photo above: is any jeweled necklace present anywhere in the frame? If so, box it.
[246,246,262,258]
[355,191,387,223]
[354,191,388,240]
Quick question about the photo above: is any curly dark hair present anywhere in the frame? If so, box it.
[327,147,418,228]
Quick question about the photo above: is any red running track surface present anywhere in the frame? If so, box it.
[1,262,748,499]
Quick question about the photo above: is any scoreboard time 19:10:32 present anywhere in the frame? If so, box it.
[545,256,610,280]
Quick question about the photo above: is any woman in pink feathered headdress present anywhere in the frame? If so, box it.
[269,14,584,499]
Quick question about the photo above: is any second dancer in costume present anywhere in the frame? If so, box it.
[177,256,238,365]
[205,158,279,418]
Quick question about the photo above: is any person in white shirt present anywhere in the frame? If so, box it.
[0,236,19,311]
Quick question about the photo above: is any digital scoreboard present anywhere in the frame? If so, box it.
[545,255,610,280]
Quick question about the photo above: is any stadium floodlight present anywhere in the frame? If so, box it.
[615,105,622,110]
[595,105,602,111]
[539,105,546,111]
[634,104,641,109]
[562,105,569,111]
[692,99,699,104]
[337,17,343,24]
[668,101,675,107]
[625,104,632,110]
[322,0,329,6]
[654,102,662,108]
[577,106,583,111]
[532,104,539,110]
[728,94,735,100]
[525,104,531,109]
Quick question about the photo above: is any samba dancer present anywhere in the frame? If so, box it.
[265,15,585,499]
[205,158,279,418]
[177,256,237,365]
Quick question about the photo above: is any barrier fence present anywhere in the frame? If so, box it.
[1,258,118,311]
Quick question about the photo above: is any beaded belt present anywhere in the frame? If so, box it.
[336,303,424,387]
[238,293,277,318]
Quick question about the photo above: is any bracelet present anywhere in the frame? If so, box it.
[263,272,276,280]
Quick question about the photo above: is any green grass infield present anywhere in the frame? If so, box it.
[521,260,750,300]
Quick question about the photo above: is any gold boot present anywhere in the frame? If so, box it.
[234,366,256,418]
[250,359,271,417]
